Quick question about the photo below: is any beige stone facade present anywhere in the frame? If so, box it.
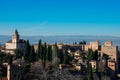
[3,30,26,55]
[101,46,117,61]
[108,60,116,71]
[101,42,118,72]
[84,44,89,51]
[90,41,99,51]
[84,41,118,73]
[84,41,100,51]
[89,60,97,69]
[33,40,119,74]
[74,50,81,60]
[104,41,112,46]
[34,44,38,53]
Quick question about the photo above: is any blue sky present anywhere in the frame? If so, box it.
[0,0,120,36]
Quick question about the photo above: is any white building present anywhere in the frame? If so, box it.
[3,30,26,55]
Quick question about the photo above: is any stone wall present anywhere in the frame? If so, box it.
[104,41,112,46]
[101,46,117,61]
[101,45,118,72]
[90,41,99,51]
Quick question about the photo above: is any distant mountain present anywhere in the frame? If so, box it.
[0,35,11,44]
[0,35,120,50]
[0,35,120,45]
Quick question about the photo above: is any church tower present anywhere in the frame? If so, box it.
[12,29,19,49]
[12,29,19,43]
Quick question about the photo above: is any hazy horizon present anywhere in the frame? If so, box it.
[0,33,120,38]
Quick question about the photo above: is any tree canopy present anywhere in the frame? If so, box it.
[37,39,43,60]
[29,45,36,62]
[24,40,31,62]
[88,63,93,80]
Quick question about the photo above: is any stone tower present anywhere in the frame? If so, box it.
[12,29,19,43]
[12,29,19,48]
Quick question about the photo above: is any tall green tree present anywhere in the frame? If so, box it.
[16,74,21,80]
[100,72,104,80]
[8,55,13,65]
[54,42,59,58]
[88,64,93,80]
[24,40,31,62]
[87,49,93,61]
[59,49,64,64]
[63,49,69,64]
[0,67,7,78]
[29,45,36,62]
[43,42,47,60]
[93,50,98,61]
[43,42,47,68]
[79,40,86,45]
[49,46,52,62]
[37,39,43,60]
[46,46,52,62]
[83,40,86,44]
[14,49,19,59]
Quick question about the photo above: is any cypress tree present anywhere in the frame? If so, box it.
[88,63,93,80]
[93,50,98,61]
[100,72,104,80]
[24,40,31,62]
[49,46,52,62]
[87,49,93,61]
[8,55,12,65]
[43,42,47,60]
[46,46,52,62]
[37,39,43,60]
[63,49,69,64]
[59,49,63,64]
[55,42,59,58]
[14,49,19,59]
[16,74,20,80]
[43,42,47,68]
[41,45,44,60]
[29,45,36,62]
[83,40,86,44]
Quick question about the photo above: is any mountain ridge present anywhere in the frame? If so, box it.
[0,35,120,45]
